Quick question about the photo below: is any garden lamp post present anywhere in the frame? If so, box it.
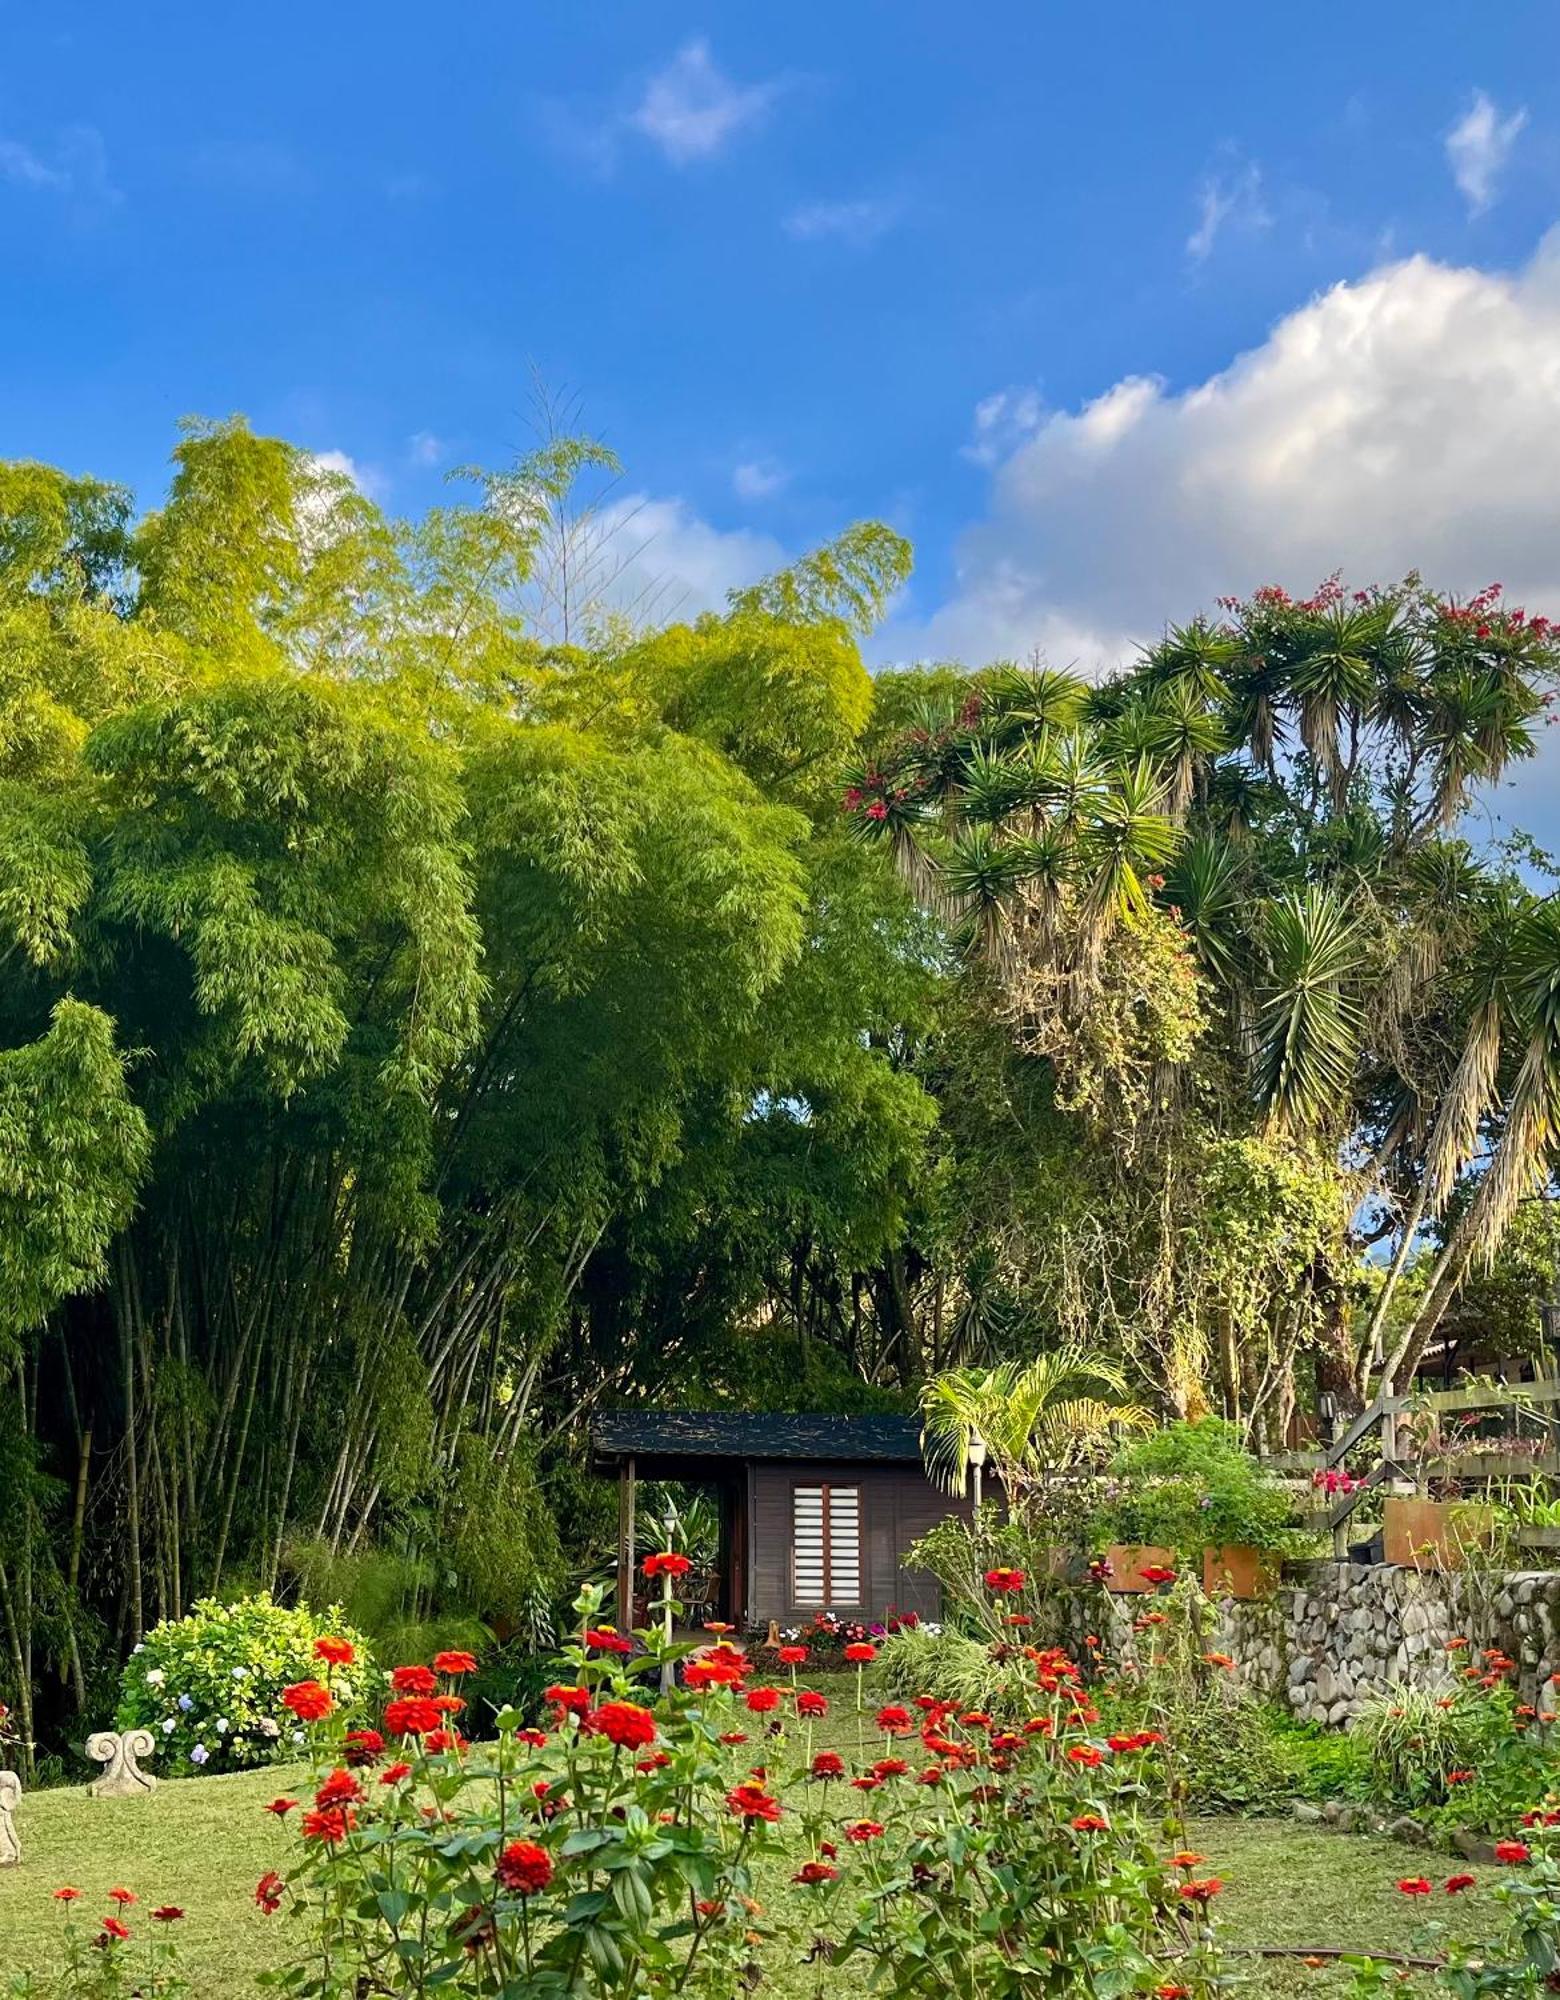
[967,1432,987,1511]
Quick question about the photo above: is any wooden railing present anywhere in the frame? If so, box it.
[1261,1375,1560,1558]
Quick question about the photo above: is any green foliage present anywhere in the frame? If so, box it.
[1353,1675,1560,1834]
[1094,1419,1301,1556]
[116,1595,378,1777]
[0,1001,149,1355]
[875,1625,1024,1712]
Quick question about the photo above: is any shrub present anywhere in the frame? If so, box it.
[116,1594,378,1777]
[1093,1417,1301,1559]
[1354,1653,1560,1834]
[876,1625,1024,1712]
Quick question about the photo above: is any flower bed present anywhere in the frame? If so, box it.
[247,1577,1229,1997]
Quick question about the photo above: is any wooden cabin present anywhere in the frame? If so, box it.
[591,1412,972,1634]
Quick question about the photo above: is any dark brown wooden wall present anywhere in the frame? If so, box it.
[745,1461,970,1626]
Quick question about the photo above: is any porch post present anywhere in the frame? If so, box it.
[616,1453,637,1633]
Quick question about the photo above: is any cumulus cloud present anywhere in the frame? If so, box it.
[1186,156,1272,263]
[889,232,1560,696]
[1446,90,1527,215]
[783,196,900,247]
[581,494,783,629]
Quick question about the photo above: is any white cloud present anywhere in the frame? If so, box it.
[406,430,447,469]
[0,124,116,203]
[305,450,388,503]
[1446,90,1527,215]
[1187,157,1271,262]
[732,459,787,501]
[964,385,1045,467]
[628,40,780,166]
[783,196,900,247]
[582,494,784,629]
[888,232,1560,701]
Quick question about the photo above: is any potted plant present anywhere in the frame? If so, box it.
[1379,1406,1497,1571]
[1092,1418,1302,1598]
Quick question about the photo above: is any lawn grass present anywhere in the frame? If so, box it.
[0,1736,1507,1995]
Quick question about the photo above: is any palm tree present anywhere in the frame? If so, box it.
[919,1349,1153,1497]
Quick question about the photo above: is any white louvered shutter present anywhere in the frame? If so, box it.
[792,1484,861,1607]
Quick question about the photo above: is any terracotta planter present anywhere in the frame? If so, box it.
[1382,1497,1495,1571]
[1104,1544,1178,1594]
[1202,1544,1274,1600]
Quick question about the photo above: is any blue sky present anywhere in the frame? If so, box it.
[6,1,1560,839]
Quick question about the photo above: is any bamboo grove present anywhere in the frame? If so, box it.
[3,420,1560,1768]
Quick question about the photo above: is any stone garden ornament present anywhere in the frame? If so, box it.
[0,1770,20,1866]
[87,1728,158,1799]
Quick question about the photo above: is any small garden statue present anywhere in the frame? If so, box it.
[87,1728,158,1799]
[0,1770,19,1866]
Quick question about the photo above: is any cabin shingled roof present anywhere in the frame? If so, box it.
[591,1411,924,1464]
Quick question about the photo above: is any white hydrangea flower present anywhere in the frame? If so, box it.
[145,1668,166,1688]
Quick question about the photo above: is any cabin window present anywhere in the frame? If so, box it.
[791,1483,860,1607]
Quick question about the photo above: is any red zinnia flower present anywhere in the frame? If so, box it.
[1067,1745,1103,1767]
[343,1728,385,1768]
[54,1887,81,1902]
[794,1860,838,1885]
[586,1701,657,1751]
[391,1664,438,1696]
[795,1690,829,1718]
[1397,1878,1432,1896]
[544,1684,591,1715]
[255,1873,285,1915]
[302,1806,356,1844]
[314,1769,364,1810]
[384,1697,443,1737]
[1178,1878,1223,1904]
[101,1918,131,1942]
[777,1645,808,1665]
[262,1796,298,1818]
[151,1907,184,1923]
[313,1635,356,1666]
[983,1568,1026,1594]
[1140,1565,1177,1586]
[843,1643,877,1663]
[744,1686,782,1714]
[281,1680,333,1723]
[1072,1814,1109,1832]
[107,1889,136,1907]
[642,1553,692,1579]
[727,1782,782,1822]
[1495,1841,1531,1864]
[497,1840,554,1895]
[433,1650,479,1676]
[1445,1873,1477,1894]
[811,1751,845,1779]
[845,1820,884,1843]
[875,1705,913,1735]
[380,1762,413,1784]
[584,1628,634,1655]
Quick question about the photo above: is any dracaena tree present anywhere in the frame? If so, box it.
[851,576,1560,1423]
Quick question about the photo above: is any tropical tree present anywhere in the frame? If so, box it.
[851,575,1560,1425]
[919,1349,1152,1497]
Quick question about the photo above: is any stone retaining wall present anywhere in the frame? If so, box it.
[1098,1563,1560,1727]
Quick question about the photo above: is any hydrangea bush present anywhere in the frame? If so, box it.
[116,1595,379,1777]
